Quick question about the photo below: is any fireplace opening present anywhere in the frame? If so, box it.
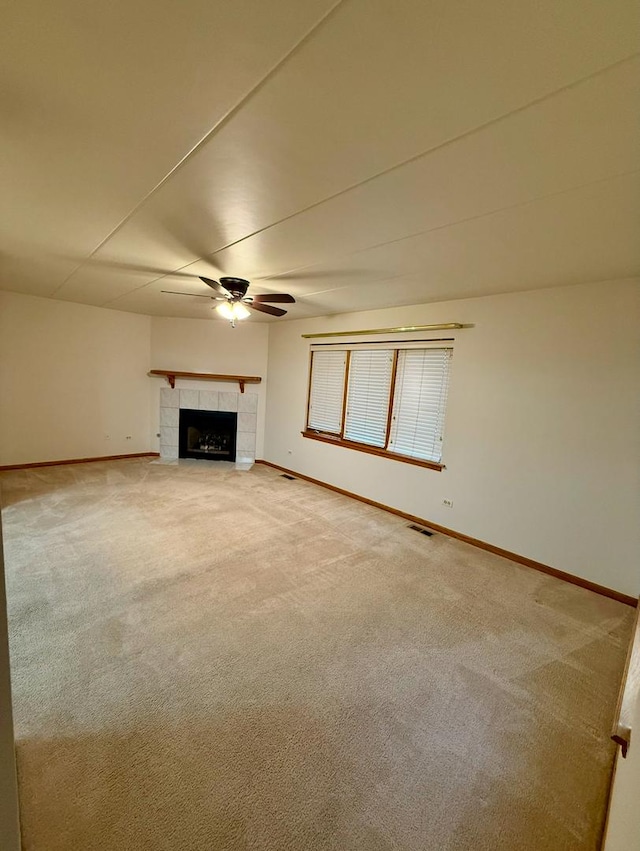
[178,409,237,461]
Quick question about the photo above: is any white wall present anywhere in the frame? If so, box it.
[2,282,637,595]
[605,685,640,851]
[264,279,640,597]
[0,295,270,466]
[0,292,152,466]
[149,317,269,458]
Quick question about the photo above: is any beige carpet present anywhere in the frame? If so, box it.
[1,458,633,851]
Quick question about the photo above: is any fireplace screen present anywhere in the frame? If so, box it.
[178,409,237,461]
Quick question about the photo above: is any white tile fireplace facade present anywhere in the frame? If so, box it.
[158,387,258,463]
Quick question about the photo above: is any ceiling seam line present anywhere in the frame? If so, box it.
[76,47,640,305]
[306,271,640,308]
[100,166,640,307]
[63,46,639,303]
[193,51,640,258]
[272,166,640,269]
[49,0,348,297]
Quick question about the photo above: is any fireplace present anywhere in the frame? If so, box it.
[178,409,237,461]
[159,388,257,464]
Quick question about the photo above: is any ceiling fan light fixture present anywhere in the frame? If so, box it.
[170,275,294,321]
[216,301,250,323]
[232,302,250,320]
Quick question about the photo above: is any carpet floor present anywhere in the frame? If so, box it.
[0,458,633,851]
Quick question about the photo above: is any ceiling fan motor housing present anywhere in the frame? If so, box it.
[220,277,250,299]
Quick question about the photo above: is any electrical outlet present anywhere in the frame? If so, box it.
[443,498,453,508]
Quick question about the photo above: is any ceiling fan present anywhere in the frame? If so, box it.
[162,276,295,327]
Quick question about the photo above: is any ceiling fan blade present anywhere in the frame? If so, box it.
[247,302,287,317]
[199,276,231,296]
[249,293,295,304]
[161,290,218,299]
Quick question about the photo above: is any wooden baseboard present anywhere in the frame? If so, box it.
[0,452,160,472]
[256,459,637,608]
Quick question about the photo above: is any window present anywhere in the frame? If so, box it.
[344,350,394,447]
[307,350,346,434]
[305,346,453,470]
[388,349,452,462]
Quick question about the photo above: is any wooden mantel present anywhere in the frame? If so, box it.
[149,370,261,393]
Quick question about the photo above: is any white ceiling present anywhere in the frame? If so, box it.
[1,0,639,322]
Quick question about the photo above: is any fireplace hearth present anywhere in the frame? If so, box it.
[179,409,237,461]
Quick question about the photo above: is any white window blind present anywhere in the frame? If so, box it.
[344,350,394,447]
[307,350,346,434]
[388,348,452,462]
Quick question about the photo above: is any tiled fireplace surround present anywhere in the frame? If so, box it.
[159,387,258,464]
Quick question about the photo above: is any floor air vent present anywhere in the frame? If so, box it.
[408,524,433,536]
[280,474,296,480]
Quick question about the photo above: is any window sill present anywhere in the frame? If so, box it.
[301,430,444,471]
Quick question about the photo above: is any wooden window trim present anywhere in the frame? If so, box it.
[338,350,351,439]
[301,430,444,471]
[384,350,399,449]
[304,351,314,432]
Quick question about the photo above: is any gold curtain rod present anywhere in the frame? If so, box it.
[301,323,463,339]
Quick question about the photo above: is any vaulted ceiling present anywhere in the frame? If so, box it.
[2,0,639,321]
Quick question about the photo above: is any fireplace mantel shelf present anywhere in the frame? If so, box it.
[149,370,261,393]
